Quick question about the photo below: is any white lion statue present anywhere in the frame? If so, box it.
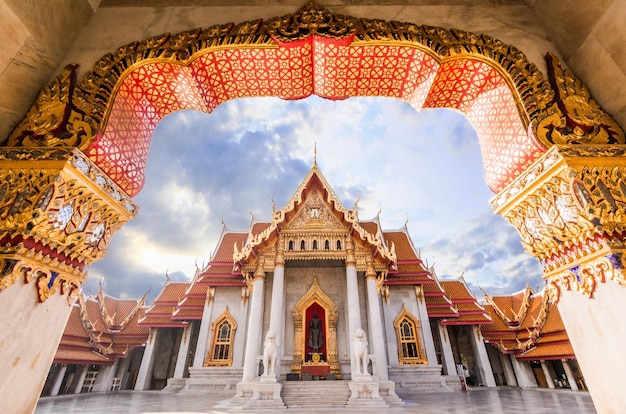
[262,330,279,376]
[352,328,370,375]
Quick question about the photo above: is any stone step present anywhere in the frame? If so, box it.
[281,380,351,408]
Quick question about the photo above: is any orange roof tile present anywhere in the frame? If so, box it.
[383,231,419,261]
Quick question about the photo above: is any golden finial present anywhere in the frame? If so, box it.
[313,142,317,166]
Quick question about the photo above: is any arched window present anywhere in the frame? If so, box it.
[393,304,426,365]
[324,240,330,250]
[312,240,318,250]
[288,240,294,251]
[205,307,237,366]
[301,240,306,250]
[336,240,341,250]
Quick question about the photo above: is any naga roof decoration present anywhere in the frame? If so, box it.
[439,278,491,325]
[482,284,532,328]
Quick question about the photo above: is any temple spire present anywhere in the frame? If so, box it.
[313,142,317,166]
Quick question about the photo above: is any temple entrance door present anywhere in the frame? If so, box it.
[292,278,340,378]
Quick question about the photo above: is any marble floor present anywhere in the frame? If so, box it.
[35,388,596,414]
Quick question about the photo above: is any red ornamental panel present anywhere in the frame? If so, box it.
[87,40,544,197]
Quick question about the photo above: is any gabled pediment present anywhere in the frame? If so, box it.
[233,163,396,270]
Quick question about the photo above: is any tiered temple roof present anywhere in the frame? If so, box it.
[439,278,491,325]
[53,288,148,365]
[480,288,575,360]
[138,281,190,327]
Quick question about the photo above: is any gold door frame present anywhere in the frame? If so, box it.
[291,277,340,378]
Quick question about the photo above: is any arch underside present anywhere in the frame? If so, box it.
[87,41,544,197]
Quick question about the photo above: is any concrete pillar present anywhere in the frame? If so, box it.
[561,359,579,391]
[365,262,388,380]
[414,287,438,365]
[135,328,159,390]
[193,287,216,368]
[499,353,518,387]
[49,365,68,396]
[72,365,89,394]
[510,356,537,388]
[242,259,266,382]
[267,246,285,378]
[437,323,457,376]
[92,359,119,392]
[469,325,496,387]
[540,361,555,389]
[173,322,194,378]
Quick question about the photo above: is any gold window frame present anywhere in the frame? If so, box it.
[204,306,237,366]
[393,304,427,365]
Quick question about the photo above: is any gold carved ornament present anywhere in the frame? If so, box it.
[0,148,137,301]
[535,53,625,146]
[5,1,572,155]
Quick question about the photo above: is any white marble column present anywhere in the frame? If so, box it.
[562,359,579,391]
[173,323,194,378]
[49,364,68,396]
[92,359,119,392]
[72,365,89,394]
[469,325,496,387]
[193,287,216,368]
[134,328,159,390]
[510,356,537,388]
[345,240,362,378]
[345,240,362,339]
[540,361,555,389]
[365,260,388,380]
[499,352,518,387]
[242,258,266,382]
[437,323,457,376]
[267,245,285,378]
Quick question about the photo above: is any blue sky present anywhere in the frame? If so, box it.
[86,95,543,303]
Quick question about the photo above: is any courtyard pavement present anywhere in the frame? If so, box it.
[35,388,596,414]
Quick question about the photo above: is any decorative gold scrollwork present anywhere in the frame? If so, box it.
[535,53,625,146]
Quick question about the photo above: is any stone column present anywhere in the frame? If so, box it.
[173,323,193,378]
[267,245,285,378]
[92,359,119,392]
[561,359,579,391]
[242,258,266,382]
[499,353,518,387]
[134,328,159,390]
[509,356,537,388]
[49,365,68,396]
[364,259,388,380]
[468,325,496,387]
[193,287,216,368]
[72,365,89,394]
[0,148,137,414]
[345,239,362,347]
[540,361,555,389]
[437,323,457,376]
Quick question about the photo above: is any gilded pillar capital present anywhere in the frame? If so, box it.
[492,144,626,300]
[345,238,356,266]
[0,148,138,302]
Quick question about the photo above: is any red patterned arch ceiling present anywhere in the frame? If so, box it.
[86,39,545,197]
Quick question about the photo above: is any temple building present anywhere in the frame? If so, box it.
[40,287,149,397]
[480,288,584,391]
[39,162,587,406]
[124,163,503,406]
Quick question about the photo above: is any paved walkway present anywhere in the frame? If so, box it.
[35,388,596,414]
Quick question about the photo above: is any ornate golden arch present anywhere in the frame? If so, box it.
[204,306,238,366]
[393,304,427,365]
[6,1,623,197]
[291,277,340,377]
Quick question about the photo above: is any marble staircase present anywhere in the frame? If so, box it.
[281,380,351,408]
